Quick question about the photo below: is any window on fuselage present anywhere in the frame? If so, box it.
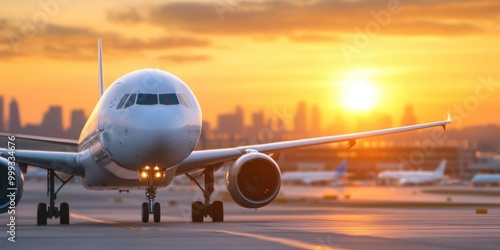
[136,94,158,105]
[159,94,180,105]
[124,94,136,109]
[117,94,130,109]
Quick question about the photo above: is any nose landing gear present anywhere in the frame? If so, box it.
[141,186,161,223]
[139,166,164,223]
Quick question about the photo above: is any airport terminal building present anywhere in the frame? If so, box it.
[278,140,479,181]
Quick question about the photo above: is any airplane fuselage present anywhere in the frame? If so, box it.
[76,69,202,189]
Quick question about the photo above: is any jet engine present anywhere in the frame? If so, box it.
[226,152,281,208]
[0,157,24,214]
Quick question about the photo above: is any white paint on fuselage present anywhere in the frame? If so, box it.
[77,69,202,189]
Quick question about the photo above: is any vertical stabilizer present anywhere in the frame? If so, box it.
[434,159,447,176]
[98,38,104,98]
[335,160,347,176]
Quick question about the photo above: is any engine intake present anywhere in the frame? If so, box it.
[0,157,24,214]
[226,153,281,208]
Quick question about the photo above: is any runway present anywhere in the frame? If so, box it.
[2,182,500,250]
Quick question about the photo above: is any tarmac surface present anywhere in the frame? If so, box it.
[1,181,500,250]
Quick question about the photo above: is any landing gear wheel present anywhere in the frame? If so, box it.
[141,202,149,223]
[212,201,224,222]
[60,202,70,225]
[153,202,161,223]
[192,201,204,223]
[37,203,47,226]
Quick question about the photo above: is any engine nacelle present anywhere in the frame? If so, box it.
[226,152,281,208]
[0,157,24,214]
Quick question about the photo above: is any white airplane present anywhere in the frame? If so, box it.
[377,159,447,186]
[282,160,347,185]
[0,39,451,225]
[470,174,500,186]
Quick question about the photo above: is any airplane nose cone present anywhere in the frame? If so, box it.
[134,109,184,167]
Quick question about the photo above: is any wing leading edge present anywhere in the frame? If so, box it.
[0,133,83,176]
[176,115,451,175]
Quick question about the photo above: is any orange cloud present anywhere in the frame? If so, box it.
[117,0,496,37]
[0,22,212,60]
[159,54,211,63]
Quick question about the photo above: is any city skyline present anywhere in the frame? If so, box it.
[0,96,87,139]
[0,94,464,140]
[0,94,418,137]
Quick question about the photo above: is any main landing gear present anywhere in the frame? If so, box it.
[186,165,224,223]
[37,169,73,225]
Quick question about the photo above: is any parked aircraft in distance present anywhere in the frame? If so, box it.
[0,39,451,225]
[378,160,447,186]
[282,160,347,185]
[470,174,500,186]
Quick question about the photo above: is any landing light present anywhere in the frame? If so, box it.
[138,166,166,182]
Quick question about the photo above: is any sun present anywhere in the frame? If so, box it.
[339,73,379,112]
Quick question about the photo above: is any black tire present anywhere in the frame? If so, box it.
[212,200,224,222]
[191,201,204,223]
[37,203,47,226]
[60,202,70,225]
[153,202,161,223]
[141,202,149,223]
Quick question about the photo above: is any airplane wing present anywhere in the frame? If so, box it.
[0,132,78,152]
[0,133,83,176]
[176,115,451,175]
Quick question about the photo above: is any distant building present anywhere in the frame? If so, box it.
[40,106,64,138]
[0,96,4,132]
[252,111,265,131]
[294,102,307,136]
[310,105,321,136]
[217,106,244,136]
[66,109,86,139]
[401,104,417,126]
[281,141,476,180]
[9,98,22,133]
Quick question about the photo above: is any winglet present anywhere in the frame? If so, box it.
[442,113,452,131]
[98,38,104,98]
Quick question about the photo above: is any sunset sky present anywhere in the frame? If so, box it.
[1,0,499,131]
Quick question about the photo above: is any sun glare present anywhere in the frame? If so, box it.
[339,71,379,112]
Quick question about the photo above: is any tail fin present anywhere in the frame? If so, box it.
[434,159,447,175]
[98,38,104,98]
[335,160,347,175]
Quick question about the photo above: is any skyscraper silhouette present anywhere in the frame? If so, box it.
[401,104,417,126]
[40,106,64,138]
[294,102,307,136]
[66,109,87,139]
[0,96,4,132]
[217,106,244,135]
[9,98,22,133]
[310,105,321,136]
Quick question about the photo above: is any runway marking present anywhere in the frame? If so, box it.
[71,213,136,230]
[212,230,344,250]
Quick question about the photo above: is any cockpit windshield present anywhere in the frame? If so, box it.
[159,94,180,105]
[137,94,158,105]
[117,93,183,109]
[124,94,136,109]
